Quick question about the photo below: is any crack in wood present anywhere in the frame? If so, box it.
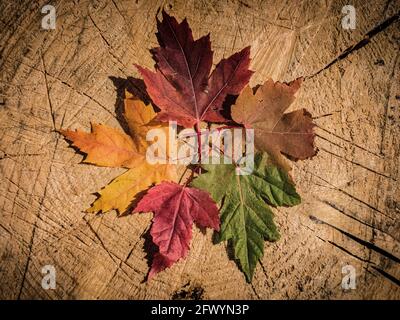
[40,53,56,132]
[379,52,399,156]
[321,200,397,240]
[298,167,394,220]
[319,147,396,181]
[316,126,383,157]
[306,12,400,79]
[322,237,372,264]
[309,215,400,264]
[7,58,115,118]
[88,13,131,78]
[371,265,400,287]
[16,106,65,299]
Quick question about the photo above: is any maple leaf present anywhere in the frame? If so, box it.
[231,79,317,171]
[191,153,300,281]
[60,123,144,168]
[87,163,176,215]
[123,90,159,151]
[136,10,254,128]
[61,92,178,215]
[58,9,320,284]
[134,181,220,278]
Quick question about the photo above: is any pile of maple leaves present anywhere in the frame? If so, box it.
[61,11,317,282]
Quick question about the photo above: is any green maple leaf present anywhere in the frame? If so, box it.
[191,153,301,281]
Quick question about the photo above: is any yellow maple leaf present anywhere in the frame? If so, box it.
[87,162,176,215]
[124,91,159,152]
[61,91,179,215]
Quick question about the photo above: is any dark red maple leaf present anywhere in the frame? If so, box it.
[134,181,220,278]
[136,10,254,128]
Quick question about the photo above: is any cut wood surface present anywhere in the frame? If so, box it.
[0,0,399,299]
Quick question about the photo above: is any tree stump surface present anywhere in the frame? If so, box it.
[0,0,399,299]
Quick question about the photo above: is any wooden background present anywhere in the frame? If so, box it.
[0,0,399,299]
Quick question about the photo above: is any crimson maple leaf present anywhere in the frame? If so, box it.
[136,10,254,128]
[134,181,220,278]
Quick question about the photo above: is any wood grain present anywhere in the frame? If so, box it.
[0,0,399,299]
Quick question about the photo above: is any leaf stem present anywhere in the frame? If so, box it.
[195,121,202,174]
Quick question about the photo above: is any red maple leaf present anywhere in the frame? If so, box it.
[136,10,254,128]
[134,181,220,278]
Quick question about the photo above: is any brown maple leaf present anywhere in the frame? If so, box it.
[231,78,317,171]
